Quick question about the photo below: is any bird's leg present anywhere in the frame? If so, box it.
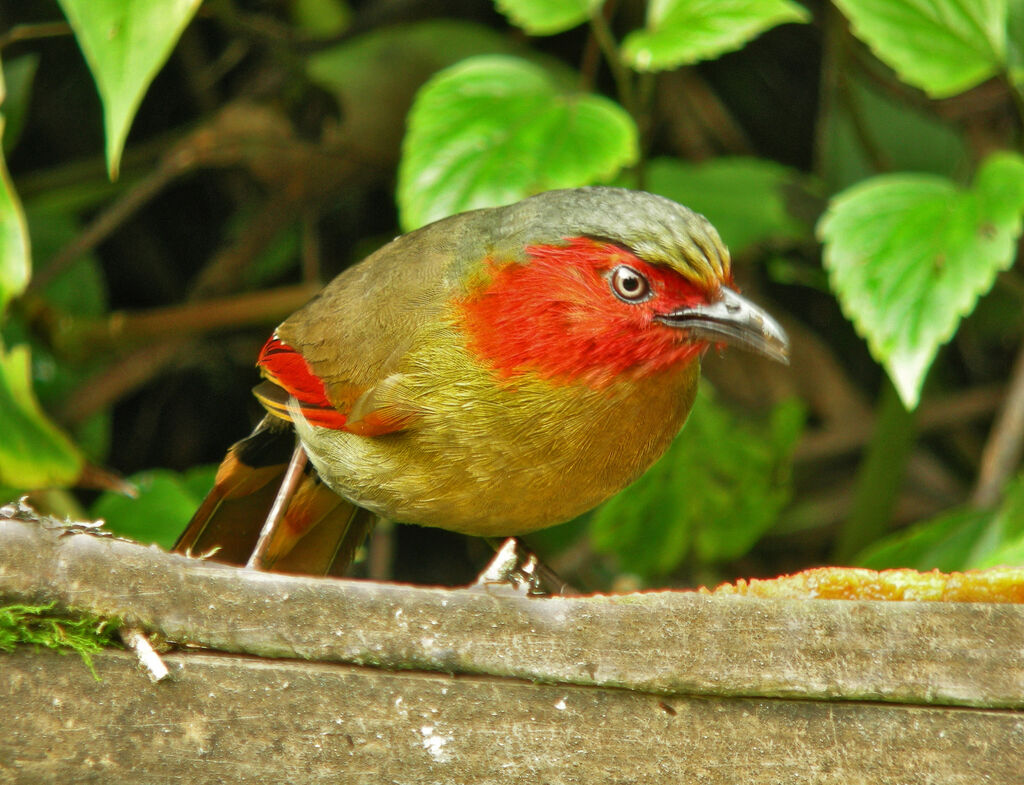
[475,537,579,596]
[246,442,307,570]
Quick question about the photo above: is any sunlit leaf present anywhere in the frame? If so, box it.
[495,0,599,35]
[856,507,992,571]
[642,156,813,255]
[3,210,112,462]
[56,0,203,179]
[1008,0,1024,87]
[858,475,1024,570]
[399,55,637,231]
[818,152,1024,408]
[978,534,1024,567]
[589,388,803,577]
[0,64,30,313]
[622,0,809,72]
[833,0,1007,98]
[0,344,82,489]
[0,164,29,314]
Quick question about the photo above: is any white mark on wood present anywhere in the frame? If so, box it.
[420,725,451,763]
[555,697,567,711]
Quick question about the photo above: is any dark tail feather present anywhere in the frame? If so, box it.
[175,416,373,576]
[274,493,377,577]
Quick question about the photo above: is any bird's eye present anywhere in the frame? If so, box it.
[610,265,651,303]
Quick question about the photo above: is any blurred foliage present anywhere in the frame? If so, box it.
[2,0,1024,589]
[91,465,218,550]
[589,387,804,577]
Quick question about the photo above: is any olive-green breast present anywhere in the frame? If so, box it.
[292,314,701,535]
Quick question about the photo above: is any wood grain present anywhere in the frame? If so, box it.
[2,648,1022,785]
[2,516,1024,709]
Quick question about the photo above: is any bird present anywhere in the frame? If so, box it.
[174,187,789,577]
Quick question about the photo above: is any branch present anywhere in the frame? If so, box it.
[2,510,1023,709]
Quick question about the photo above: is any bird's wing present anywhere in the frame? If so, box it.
[258,209,495,435]
[256,334,417,435]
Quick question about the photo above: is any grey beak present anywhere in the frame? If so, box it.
[655,286,790,364]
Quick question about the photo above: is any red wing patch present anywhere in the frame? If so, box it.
[343,408,416,437]
[256,335,349,430]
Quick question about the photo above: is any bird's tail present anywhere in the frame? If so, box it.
[173,416,374,576]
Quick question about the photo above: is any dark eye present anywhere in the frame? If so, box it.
[610,265,651,303]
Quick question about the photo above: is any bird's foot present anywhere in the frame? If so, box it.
[473,537,577,596]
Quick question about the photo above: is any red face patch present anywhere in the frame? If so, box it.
[457,238,722,387]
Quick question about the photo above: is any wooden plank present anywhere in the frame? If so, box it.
[2,516,1024,708]
[2,648,1022,785]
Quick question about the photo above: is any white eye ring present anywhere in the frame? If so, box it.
[610,265,651,303]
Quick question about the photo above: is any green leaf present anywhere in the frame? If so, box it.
[291,0,351,37]
[978,533,1024,567]
[495,0,599,35]
[1008,0,1024,86]
[818,70,968,193]
[2,54,41,155]
[0,63,31,314]
[0,210,111,462]
[182,463,218,500]
[91,467,215,550]
[642,156,813,255]
[588,388,803,577]
[56,0,203,179]
[0,344,82,489]
[622,0,809,72]
[0,159,30,315]
[398,55,637,231]
[308,20,525,172]
[857,475,1024,570]
[856,506,990,571]
[832,0,1007,98]
[818,151,1024,409]
[308,20,519,95]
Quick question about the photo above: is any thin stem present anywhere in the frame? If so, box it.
[972,339,1024,508]
[588,8,634,116]
[71,283,318,350]
[31,160,182,293]
[1004,71,1024,133]
[831,380,917,564]
[0,22,71,50]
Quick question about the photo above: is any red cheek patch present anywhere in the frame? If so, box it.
[456,238,713,387]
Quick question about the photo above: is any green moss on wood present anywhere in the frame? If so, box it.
[0,602,121,679]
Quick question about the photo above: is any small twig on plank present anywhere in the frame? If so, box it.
[118,627,170,682]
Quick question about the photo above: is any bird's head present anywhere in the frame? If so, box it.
[455,188,789,388]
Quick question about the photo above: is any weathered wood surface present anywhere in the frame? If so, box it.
[3,648,1022,785]
[2,516,1023,708]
